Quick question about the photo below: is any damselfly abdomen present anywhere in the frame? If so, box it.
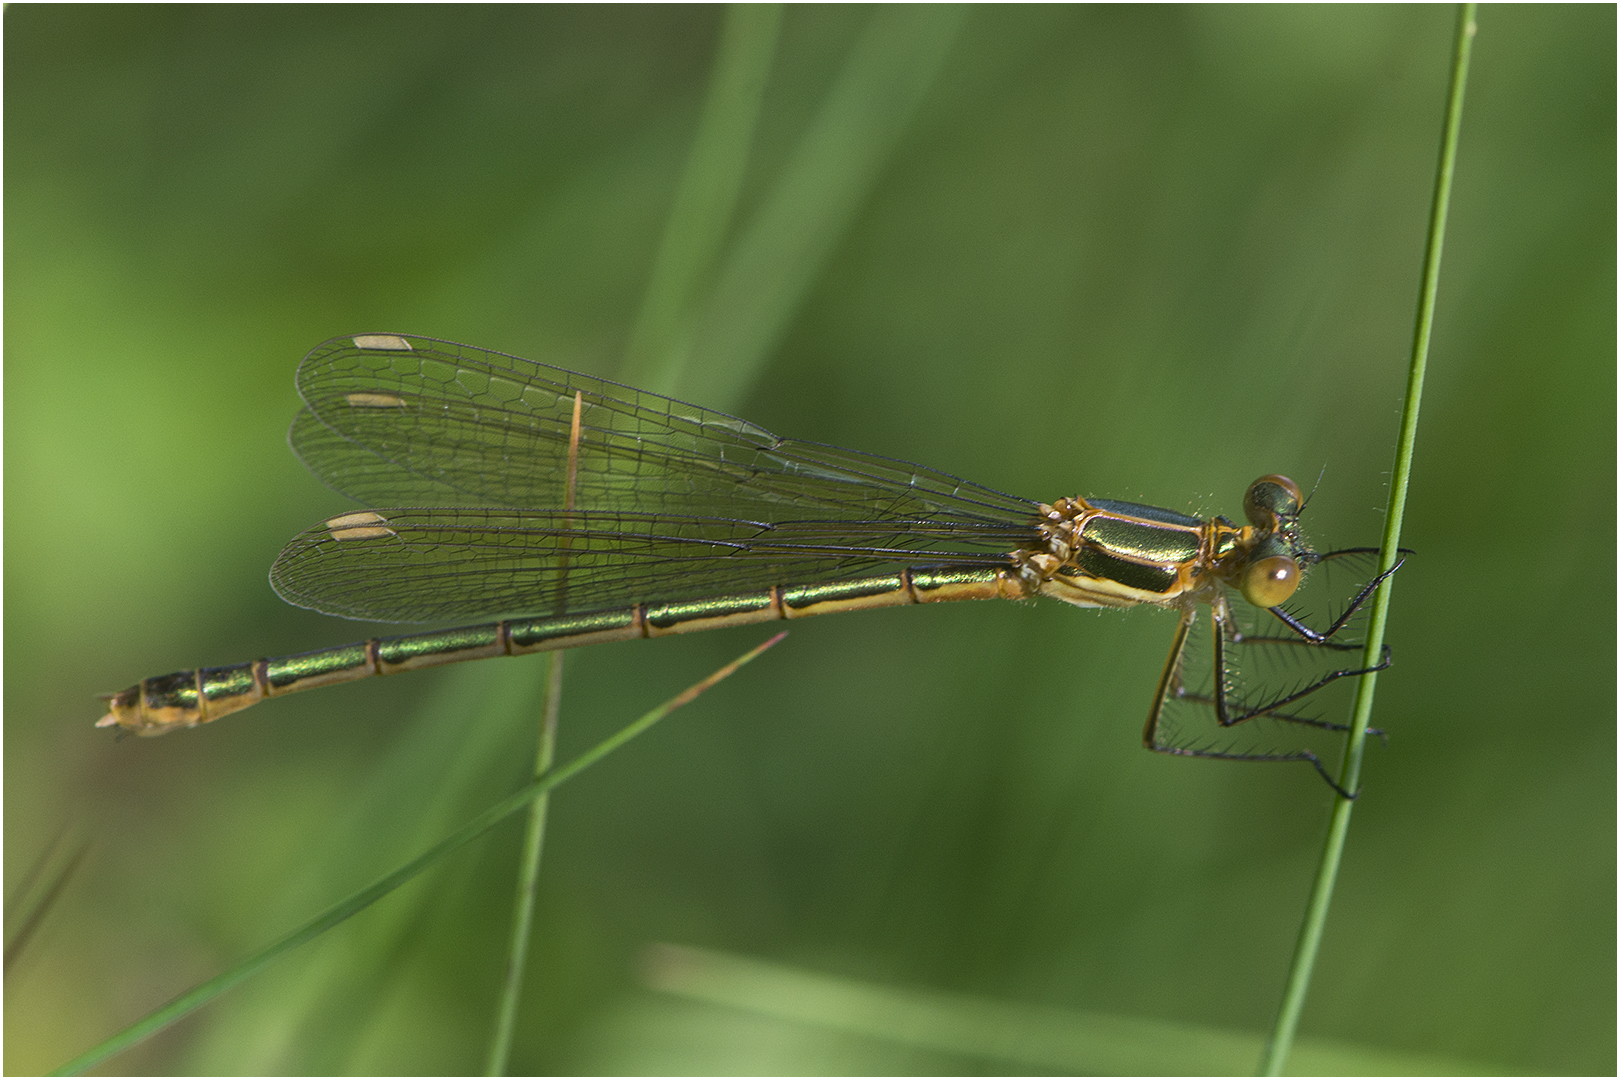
[99,335,1397,791]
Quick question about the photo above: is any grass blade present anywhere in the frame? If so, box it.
[4,824,91,975]
[490,15,786,1064]
[678,5,966,408]
[484,651,566,1077]
[619,3,784,395]
[1258,6,1477,1074]
[52,632,786,1078]
[643,942,1500,1075]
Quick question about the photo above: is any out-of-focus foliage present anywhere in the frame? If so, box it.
[5,6,1612,1074]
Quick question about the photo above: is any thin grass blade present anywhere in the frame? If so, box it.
[4,826,91,975]
[51,632,786,1077]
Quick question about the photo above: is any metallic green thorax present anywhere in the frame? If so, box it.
[1017,473,1322,620]
[1080,514,1203,566]
[1015,492,1246,610]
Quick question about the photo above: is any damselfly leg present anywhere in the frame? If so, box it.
[1144,550,1403,796]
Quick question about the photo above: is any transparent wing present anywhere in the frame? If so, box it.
[270,507,1030,623]
[289,335,1038,525]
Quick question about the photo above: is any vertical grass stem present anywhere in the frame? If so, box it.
[484,650,565,1075]
[1258,5,1476,1074]
[487,390,584,1074]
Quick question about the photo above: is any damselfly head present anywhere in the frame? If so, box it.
[1232,476,1310,608]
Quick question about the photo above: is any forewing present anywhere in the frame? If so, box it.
[291,335,1037,524]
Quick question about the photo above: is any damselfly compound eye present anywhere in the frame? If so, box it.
[1243,474,1303,526]
[1241,554,1300,608]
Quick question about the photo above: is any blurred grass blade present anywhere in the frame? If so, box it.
[184,659,550,1072]
[485,650,566,1077]
[4,824,91,974]
[678,4,967,408]
[490,14,786,1072]
[641,942,1501,1075]
[1259,6,1477,1075]
[620,3,785,394]
[51,633,786,1078]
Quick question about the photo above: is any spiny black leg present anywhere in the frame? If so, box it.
[1173,689,1385,739]
[1304,753,1360,800]
[1312,546,1415,563]
[1143,586,1389,796]
[1209,602,1386,728]
[1149,742,1360,799]
[1142,607,1196,752]
[1227,618,1392,676]
[1210,602,1232,725]
[1270,556,1405,644]
[1213,657,1389,726]
[1230,628,1364,654]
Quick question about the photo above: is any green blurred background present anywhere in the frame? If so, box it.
[5,5,1613,1074]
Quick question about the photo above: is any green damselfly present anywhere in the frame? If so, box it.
[100,334,1397,793]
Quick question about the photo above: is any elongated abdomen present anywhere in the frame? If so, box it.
[97,566,1023,735]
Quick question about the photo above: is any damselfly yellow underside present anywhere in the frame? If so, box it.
[100,334,1396,793]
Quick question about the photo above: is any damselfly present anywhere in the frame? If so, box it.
[99,335,1398,792]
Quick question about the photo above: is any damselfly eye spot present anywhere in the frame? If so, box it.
[1243,474,1303,526]
[1241,554,1299,608]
